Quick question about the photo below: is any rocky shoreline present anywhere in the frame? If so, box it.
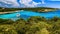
[37,9,57,12]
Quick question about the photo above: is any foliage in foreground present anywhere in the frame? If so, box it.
[0,16,60,34]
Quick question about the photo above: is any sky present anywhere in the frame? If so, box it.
[0,0,60,8]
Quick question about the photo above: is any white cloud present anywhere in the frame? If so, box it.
[20,0,32,7]
[0,0,20,7]
[20,0,32,4]
[20,0,41,7]
[0,0,42,8]
[32,1,41,5]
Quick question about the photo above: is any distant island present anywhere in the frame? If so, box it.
[0,7,60,14]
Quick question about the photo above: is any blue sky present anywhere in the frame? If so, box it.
[0,0,60,8]
[33,0,41,3]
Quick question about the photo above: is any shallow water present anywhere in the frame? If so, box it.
[0,10,60,20]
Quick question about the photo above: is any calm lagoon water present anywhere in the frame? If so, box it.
[0,10,60,20]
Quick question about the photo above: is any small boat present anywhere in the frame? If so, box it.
[16,13,20,17]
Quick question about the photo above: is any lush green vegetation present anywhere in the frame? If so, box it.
[0,16,60,34]
[0,7,59,12]
[0,8,20,12]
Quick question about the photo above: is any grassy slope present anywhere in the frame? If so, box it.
[0,16,60,34]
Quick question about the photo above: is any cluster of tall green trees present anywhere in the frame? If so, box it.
[0,16,60,34]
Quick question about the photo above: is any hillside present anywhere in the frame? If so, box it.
[0,7,59,12]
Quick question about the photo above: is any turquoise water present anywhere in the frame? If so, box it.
[0,10,60,20]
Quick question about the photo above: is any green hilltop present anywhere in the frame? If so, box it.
[0,7,59,12]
